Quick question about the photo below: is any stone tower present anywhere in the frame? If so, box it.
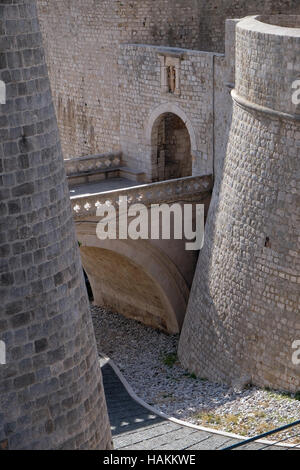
[179,16,300,392]
[0,0,112,449]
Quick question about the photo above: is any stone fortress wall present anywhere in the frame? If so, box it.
[37,0,300,165]
[179,15,300,392]
[35,2,300,393]
[118,44,218,179]
[1,0,299,452]
[0,0,111,450]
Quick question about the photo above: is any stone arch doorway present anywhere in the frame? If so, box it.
[153,113,192,181]
[146,104,197,182]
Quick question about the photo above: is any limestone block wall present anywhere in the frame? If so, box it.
[36,0,300,162]
[213,19,241,185]
[179,16,300,392]
[36,0,203,160]
[192,0,300,53]
[0,0,111,449]
[119,44,218,180]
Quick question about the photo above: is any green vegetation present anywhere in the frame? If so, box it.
[193,410,299,441]
[265,388,300,402]
[183,372,199,380]
[162,353,178,368]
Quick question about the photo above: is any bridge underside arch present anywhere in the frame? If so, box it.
[78,234,190,334]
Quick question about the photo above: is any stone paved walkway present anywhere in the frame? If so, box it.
[69,178,139,198]
[101,361,297,451]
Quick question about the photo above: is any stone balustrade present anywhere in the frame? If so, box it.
[71,175,213,218]
[65,152,122,176]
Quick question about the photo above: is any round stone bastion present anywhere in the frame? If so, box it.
[179,16,300,393]
[0,0,112,449]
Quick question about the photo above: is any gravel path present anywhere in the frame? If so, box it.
[92,305,300,442]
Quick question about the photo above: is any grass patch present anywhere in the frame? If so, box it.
[189,373,197,380]
[193,410,300,442]
[265,388,300,402]
[183,372,198,380]
[162,353,178,368]
[194,412,240,433]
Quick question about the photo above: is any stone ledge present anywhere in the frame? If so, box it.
[231,89,300,122]
[71,174,213,218]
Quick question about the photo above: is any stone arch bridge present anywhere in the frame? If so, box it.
[70,175,212,333]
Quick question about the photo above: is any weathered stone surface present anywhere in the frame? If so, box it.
[36,1,300,163]
[0,0,112,450]
[179,16,300,393]
[72,175,213,334]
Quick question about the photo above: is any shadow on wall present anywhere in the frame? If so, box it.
[83,269,94,301]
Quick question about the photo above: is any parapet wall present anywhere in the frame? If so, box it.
[258,14,300,27]
[179,16,300,392]
[235,15,300,116]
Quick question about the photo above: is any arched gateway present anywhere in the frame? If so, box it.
[145,104,198,182]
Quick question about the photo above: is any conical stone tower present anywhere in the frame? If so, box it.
[0,0,112,449]
[179,16,300,392]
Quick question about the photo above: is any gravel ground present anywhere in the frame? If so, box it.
[92,305,300,443]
